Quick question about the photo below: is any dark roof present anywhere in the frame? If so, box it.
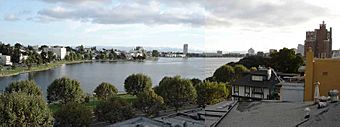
[232,69,281,88]
[216,101,340,127]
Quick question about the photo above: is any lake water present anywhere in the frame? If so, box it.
[0,57,240,95]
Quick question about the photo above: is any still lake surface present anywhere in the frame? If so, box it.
[0,57,240,96]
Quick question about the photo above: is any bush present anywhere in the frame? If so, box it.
[196,81,228,106]
[156,76,197,111]
[54,102,92,126]
[5,80,42,96]
[94,82,118,100]
[213,64,235,83]
[0,93,53,126]
[124,73,152,96]
[134,90,164,116]
[95,96,135,123]
[47,77,84,104]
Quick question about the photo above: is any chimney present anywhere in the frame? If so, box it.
[267,68,272,80]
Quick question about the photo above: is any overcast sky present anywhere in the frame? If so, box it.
[0,0,340,52]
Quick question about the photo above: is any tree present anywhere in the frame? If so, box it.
[152,50,159,57]
[250,67,257,72]
[94,82,118,100]
[0,93,53,126]
[237,55,270,69]
[213,64,235,83]
[47,77,84,104]
[269,48,304,73]
[5,80,42,96]
[190,78,202,87]
[156,76,197,110]
[95,96,135,123]
[54,102,92,127]
[234,64,249,80]
[196,81,228,106]
[124,73,152,96]
[47,51,55,62]
[134,90,164,116]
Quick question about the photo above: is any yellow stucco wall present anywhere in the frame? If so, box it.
[305,48,340,101]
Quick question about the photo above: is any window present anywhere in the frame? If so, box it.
[245,86,250,97]
[234,86,239,95]
[322,72,328,76]
[252,76,263,81]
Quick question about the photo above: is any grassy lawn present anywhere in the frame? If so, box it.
[48,94,137,113]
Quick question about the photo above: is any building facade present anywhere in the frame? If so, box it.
[232,68,283,100]
[304,21,332,58]
[43,47,67,60]
[0,54,13,66]
[297,44,304,56]
[304,48,340,101]
[183,44,188,56]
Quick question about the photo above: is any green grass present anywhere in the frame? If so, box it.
[48,94,137,113]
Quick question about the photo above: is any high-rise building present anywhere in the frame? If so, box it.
[304,21,332,58]
[183,44,188,56]
[297,44,304,56]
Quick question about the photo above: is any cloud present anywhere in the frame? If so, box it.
[4,14,20,21]
[40,0,111,4]
[35,0,328,27]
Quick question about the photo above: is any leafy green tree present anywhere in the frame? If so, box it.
[134,90,164,116]
[196,81,228,106]
[54,102,92,127]
[95,96,135,123]
[213,64,235,83]
[124,73,152,96]
[234,64,249,80]
[156,76,197,111]
[5,80,42,96]
[269,48,304,73]
[152,50,159,57]
[250,67,257,72]
[94,82,118,100]
[237,55,270,69]
[0,93,53,126]
[190,78,202,87]
[47,51,55,62]
[47,77,84,104]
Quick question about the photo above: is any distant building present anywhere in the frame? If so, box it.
[43,47,67,60]
[304,21,332,58]
[247,48,255,56]
[269,49,277,54]
[332,49,340,58]
[0,53,13,66]
[231,68,283,100]
[183,44,188,56]
[217,50,223,55]
[297,44,304,56]
[256,51,265,57]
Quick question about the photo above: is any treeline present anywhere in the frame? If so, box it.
[227,48,304,73]
[0,72,232,126]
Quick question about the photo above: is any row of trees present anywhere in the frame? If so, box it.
[228,48,304,73]
[1,69,239,126]
[124,73,229,112]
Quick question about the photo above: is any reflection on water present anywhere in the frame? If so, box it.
[0,57,240,96]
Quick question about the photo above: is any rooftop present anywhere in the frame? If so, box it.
[216,101,340,127]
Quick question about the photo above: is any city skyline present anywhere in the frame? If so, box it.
[1,0,340,52]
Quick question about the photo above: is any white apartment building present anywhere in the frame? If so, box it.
[43,47,67,60]
[0,53,13,66]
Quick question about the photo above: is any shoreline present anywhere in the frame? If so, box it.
[0,60,92,78]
